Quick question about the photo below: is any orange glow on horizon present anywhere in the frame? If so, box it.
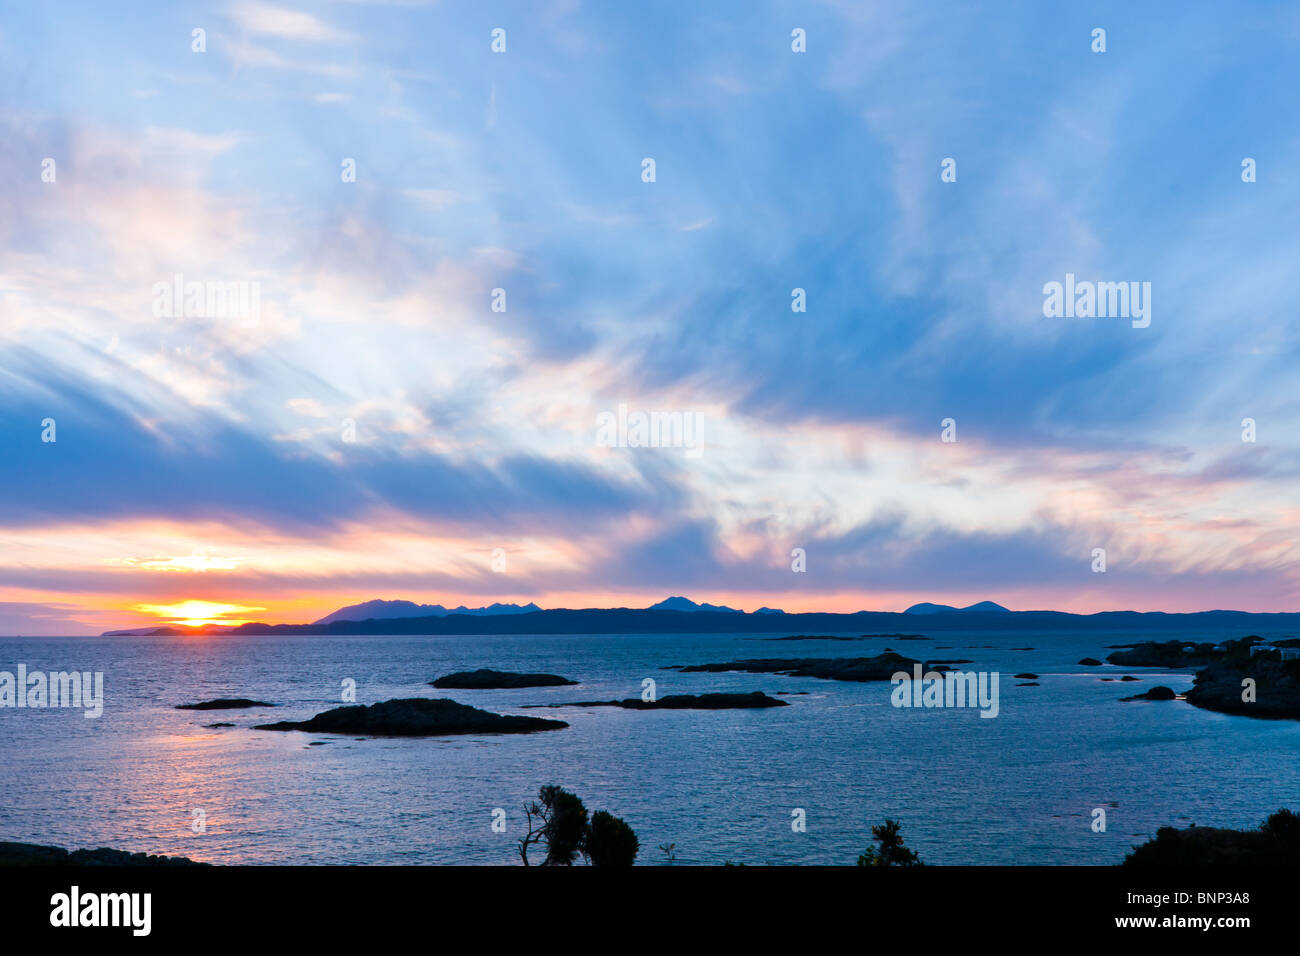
[132,600,266,628]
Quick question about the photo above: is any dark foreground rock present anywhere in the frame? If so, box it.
[0,842,207,866]
[668,652,925,682]
[543,692,788,710]
[255,697,568,736]
[1121,685,1178,702]
[1125,810,1300,865]
[1184,658,1300,719]
[176,698,275,710]
[430,669,577,689]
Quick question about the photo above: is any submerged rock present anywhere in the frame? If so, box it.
[0,842,207,866]
[669,652,923,683]
[763,634,860,642]
[1121,685,1178,702]
[176,698,274,710]
[545,692,789,710]
[1013,673,1038,679]
[1078,658,1103,666]
[430,669,577,689]
[255,697,567,736]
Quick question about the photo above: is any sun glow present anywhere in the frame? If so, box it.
[132,600,265,627]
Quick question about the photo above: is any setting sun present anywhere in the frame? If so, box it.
[131,601,265,628]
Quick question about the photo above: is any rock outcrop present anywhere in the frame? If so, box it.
[176,698,275,710]
[1120,685,1178,702]
[255,697,568,736]
[1185,658,1300,718]
[0,842,207,866]
[429,669,577,689]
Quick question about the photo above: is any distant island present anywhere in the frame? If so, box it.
[101,595,1300,636]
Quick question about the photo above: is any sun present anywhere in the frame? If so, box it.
[132,600,265,628]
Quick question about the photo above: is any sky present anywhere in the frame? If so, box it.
[2,1,1299,634]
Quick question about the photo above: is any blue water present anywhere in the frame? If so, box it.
[2,627,1298,865]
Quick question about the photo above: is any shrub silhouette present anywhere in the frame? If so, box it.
[586,810,639,866]
[856,818,922,866]
[1125,808,1300,865]
[519,785,588,866]
[518,786,638,866]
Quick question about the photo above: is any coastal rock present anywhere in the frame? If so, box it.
[1106,637,1257,668]
[546,692,788,710]
[176,698,275,710]
[254,697,568,736]
[1078,658,1102,666]
[1121,685,1177,702]
[0,842,207,866]
[430,669,577,689]
[669,652,923,683]
[1185,658,1300,719]
[1013,673,1038,679]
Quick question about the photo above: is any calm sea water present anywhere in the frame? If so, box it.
[2,626,1299,865]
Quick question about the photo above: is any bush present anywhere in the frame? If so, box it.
[519,785,589,866]
[1124,809,1300,866]
[518,786,639,866]
[856,818,922,866]
[585,810,639,866]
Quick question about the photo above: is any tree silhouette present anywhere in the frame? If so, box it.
[856,818,922,866]
[586,810,639,866]
[519,785,588,866]
[518,786,639,866]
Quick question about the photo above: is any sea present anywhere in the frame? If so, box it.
[2,625,1298,865]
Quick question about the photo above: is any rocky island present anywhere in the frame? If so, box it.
[429,669,577,689]
[1108,637,1300,718]
[255,697,568,736]
[1120,685,1177,702]
[176,698,275,710]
